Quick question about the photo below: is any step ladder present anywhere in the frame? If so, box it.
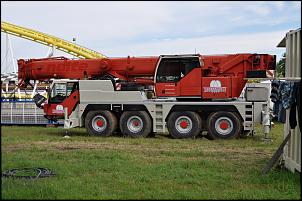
[244,104,254,132]
[154,104,165,133]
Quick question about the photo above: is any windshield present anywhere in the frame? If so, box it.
[49,82,78,103]
[156,57,200,83]
[49,83,66,103]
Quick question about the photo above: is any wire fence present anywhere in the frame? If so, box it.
[1,100,62,125]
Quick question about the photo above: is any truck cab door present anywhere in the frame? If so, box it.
[155,58,181,97]
[179,57,201,97]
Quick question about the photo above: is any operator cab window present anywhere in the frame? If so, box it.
[156,57,200,83]
[180,58,200,77]
[156,59,180,82]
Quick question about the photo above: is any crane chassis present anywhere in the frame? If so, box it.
[40,79,271,139]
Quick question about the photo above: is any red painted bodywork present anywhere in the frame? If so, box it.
[155,68,202,97]
[43,90,79,118]
[199,54,275,99]
[18,53,275,100]
[18,56,159,85]
[155,54,275,98]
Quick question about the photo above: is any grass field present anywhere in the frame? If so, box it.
[1,123,300,199]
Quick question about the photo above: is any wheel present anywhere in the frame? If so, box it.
[167,111,202,139]
[85,110,117,137]
[206,111,242,139]
[120,111,152,138]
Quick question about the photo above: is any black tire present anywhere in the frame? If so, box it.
[85,110,117,137]
[206,111,242,139]
[120,111,152,138]
[167,111,202,139]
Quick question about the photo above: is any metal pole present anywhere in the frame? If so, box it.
[6,34,9,72]
[46,46,52,57]
[17,88,21,101]
[64,107,69,132]
[52,45,55,56]
[64,107,68,121]
[72,38,76,59]
[262,103,271,141]
[34,103,37,124]
[10,103,13,124]
[47,45,56,57]
[7,34,17,73]
[23,102,25,124]
[31,81,38,98]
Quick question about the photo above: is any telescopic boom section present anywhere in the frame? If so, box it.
[17,56,159,86]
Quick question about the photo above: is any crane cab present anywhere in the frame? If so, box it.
[154,55,202,98]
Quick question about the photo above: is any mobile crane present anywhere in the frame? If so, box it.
[2,20,275,139]
[18,53,276,139]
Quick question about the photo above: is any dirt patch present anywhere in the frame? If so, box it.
[35,141,183,152]
[1,144,30,152]
[2,140,273,161]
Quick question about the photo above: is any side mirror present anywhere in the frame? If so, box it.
[33,94,47,108]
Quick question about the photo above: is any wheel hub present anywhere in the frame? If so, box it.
[175,116,192,134]
[219,121,229,130]
[215,117,233,135]
[92,115,107,132]
[127,116,143,133]
[96,120,104,127]
[180,120,188,129]
[132,120,140,127]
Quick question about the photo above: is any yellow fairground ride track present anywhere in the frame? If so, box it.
[1,21,107,59]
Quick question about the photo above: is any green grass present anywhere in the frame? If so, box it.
[1,123,300,199]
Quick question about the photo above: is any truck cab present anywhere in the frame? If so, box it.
[34,80,80,121]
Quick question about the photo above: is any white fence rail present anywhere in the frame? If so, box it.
[1,101,60,125]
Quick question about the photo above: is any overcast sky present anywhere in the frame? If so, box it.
[1,1,301,73]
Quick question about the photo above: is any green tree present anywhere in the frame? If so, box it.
[276,53,286,77]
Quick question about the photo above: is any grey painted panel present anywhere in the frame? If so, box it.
[79,80,147,103]
[245,87,269,101]
[282,28,301,173]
